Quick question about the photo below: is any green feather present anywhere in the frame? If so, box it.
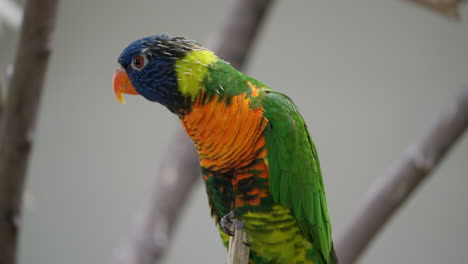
[263,91,333,263]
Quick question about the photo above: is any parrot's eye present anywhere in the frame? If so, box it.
[131,55,147,70]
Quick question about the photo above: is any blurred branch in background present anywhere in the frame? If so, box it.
[336,86,468,263]
[0,0,60,263]
[0,73,4,115]
[406,0,466,19]
[113,0,275,263]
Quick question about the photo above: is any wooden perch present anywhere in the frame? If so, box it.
[335,86,468,264]
[0,0,60,263]
[227,222,250,264]
[113,1,274,263]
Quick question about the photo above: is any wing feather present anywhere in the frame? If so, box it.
[262,91,332,262]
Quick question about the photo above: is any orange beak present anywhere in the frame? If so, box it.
[113,66,139,104]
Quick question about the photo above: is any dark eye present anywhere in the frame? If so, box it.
[132,55,145,69]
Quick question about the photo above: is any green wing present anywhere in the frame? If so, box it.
[262,91,333,262]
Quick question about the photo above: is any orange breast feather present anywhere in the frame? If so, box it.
[181,92,268,173]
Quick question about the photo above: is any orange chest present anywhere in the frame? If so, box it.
[181,94,268,172]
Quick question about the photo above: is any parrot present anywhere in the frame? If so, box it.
[113,34,337,264]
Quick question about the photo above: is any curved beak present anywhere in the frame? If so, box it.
[113,66,139,104]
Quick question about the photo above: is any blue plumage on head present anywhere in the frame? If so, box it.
[117,34,201,113]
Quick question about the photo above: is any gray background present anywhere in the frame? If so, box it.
[0,0,467,263]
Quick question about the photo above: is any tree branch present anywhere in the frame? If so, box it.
[335,86,468,263]
[227,222,249,264]
[0,0,60,263]
[113,1,274,263]
[0,73,4,116]
[207,0,274,69]
[406,0,466,20]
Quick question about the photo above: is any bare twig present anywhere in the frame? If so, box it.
[405,0,466,19]
[0,73,4,116]
[227,222,249,264]
[335,86,468,264]
[113,1,274,263]
[0,0,60,263]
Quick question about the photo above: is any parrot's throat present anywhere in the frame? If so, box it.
[180,93,268,173]
[180,90,275,214]
[180,92,271,210]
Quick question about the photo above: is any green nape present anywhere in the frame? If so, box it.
[202,60,268,100]
[175,48,269,105]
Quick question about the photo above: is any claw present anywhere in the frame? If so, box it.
[220,211,237,236]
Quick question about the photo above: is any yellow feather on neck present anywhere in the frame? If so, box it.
[175,49,217,100]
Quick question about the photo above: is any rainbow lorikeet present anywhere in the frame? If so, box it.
[113,34,337,264]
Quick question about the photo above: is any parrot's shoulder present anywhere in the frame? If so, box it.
[251,89,299,121]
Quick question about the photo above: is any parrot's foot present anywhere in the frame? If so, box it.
[220,211,244,237]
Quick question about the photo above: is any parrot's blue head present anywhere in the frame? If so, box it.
[113,34,208,113]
